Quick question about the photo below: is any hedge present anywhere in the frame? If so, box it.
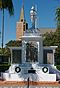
[0,64,10,72]
[56,65,60,71]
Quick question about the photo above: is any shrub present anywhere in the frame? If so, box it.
[56,65,60,71]
[0,64,10,72]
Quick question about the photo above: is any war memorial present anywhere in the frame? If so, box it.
[0,0,60,88]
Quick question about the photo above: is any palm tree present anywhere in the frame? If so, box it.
[0,0,14,54]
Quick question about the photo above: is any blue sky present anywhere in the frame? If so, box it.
[0,0,60,47]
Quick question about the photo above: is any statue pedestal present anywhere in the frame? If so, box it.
[3,63,56,82]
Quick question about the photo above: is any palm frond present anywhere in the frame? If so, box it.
[7,0,14,15]
[0,0,2,8]
[0,0,14,15]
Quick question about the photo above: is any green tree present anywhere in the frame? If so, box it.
[56,7,60,29]
[43,7,60,64]
[54,7,60,64]
[6,40,22,47]
[0,0,14,54]
[0,40,22,56]
[5,40,22,56]
[43,31,54,46]
[55,7,60,46]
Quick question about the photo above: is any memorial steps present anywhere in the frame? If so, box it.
[0,81,60,86]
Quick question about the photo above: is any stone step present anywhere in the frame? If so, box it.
[0,81,60,86]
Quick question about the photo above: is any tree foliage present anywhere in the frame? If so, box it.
[0,0,14,15]
[0,47,10,56]
[6,40,22,47]
[0,40,22,56]
[43,30,60,65]
[56,7,60,29]
[43,7,60,65]
[0,0,14,52]
[43,31,55,46]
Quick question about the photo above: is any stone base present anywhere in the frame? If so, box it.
[3,73,56,82]
[2,63,57,82]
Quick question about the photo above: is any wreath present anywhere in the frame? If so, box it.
[42,67,48,73]
[15,67,21,73]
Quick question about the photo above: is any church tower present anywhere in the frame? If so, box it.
[16,0,28,40]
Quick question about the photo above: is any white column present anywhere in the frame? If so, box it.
[22,41,26,63]
[53,49,55,65]
[9,57,10,64]
[10,48,12,65]
[37,42,39,62]
[10,48,13,71]
[39,38,43,64]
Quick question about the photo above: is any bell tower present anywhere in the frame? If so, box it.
[16,0,28,40]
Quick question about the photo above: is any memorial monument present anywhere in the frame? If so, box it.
[2,5,59,82]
